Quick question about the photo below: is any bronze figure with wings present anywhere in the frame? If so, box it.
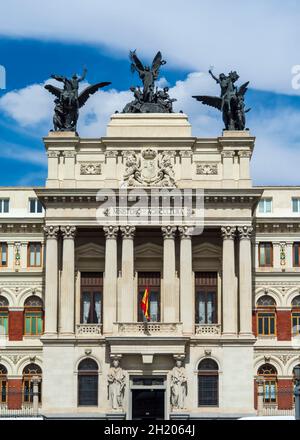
[123,50,176,113]
[45,68,111,132]
[192,70,250,130]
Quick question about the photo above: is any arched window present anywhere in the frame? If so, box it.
[292,296,300,336]
[0,296,9,336]
[24,296,43,336]
[258,364,277,404]
[0,364,7,404]
[78,358,98,406]
[22,363,42,404]
[257,296,276,336]
[198,359,219,407]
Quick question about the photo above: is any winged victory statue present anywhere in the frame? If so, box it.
[122,50,177,113]
[192,69,251,130]
[45,68,111,132]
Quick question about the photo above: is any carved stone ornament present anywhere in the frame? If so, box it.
[178,226,193,239]
[107,358,126,410]
[221,226,236,240]
[170,358,187,410]
[196,163,218,175]
[47,151,60,158]
[63,151,76,158]
[123,149,176,187]
[103,226,119,239]
[80,162,102,175]
[43,225,59,239]
[162,226,177,239]
[60,225,77,239]
[238,226,253,240]
[120,226,136,239]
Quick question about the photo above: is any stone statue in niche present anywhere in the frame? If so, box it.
[170,358,187,410]
[107,358,126,410]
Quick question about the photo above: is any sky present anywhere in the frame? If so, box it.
[0,0,300,186]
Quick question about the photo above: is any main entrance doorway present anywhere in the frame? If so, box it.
[131,377,166,420]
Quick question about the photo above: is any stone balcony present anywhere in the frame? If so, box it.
[76,324,103,336]
[194,324,221,337]
[114,322,183,336]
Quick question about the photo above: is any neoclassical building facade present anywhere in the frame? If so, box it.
[0,114,299,419]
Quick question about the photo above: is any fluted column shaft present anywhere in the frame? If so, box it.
[43,226,59,335]
[103,226,118,333]
[120,226,135,322]
[162,226,177,322]
[221,226,237,336]
[179,226,193,334]
[238,226,253,336]
[60,226,76,335]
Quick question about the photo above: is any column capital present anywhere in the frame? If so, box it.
[120,226,136,239]
[103,225,119,239]
[238,225,253,240]
[221,226,236,240]
[161,225,177,239]
[43,225,59,239]
[61,225,77,239]
[178,226,193,239]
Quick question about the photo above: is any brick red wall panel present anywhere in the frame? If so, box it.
[7,379,22,409]
[8,311,24,341]
[252,311,257,337]
[254,379,258,410]
[278,379,294,409]
[277,311,291,341]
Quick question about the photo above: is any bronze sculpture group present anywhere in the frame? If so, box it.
[44,50,251,132]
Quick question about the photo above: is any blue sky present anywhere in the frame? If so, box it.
[0,0,300,186]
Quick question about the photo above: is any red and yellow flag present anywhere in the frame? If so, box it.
[140,287,150,321]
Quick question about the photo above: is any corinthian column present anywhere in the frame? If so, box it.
[221,226,237,336]
[60,226,76,335]
[238,226,254,337]
[120,226,136,322]
[103,226,118,334]
[162,226,177,322]
[43,226,59,335]
[179,226,193,334]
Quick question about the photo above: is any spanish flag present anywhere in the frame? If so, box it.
[140,287,150,321]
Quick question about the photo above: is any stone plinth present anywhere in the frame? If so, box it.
[106,113,192,138]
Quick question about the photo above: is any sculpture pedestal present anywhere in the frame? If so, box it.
[169,411,190,420]
[105,411,126,420]
[106,113,192,138]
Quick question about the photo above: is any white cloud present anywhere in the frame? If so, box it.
[1,0,300,95]
[0,141,47,166]
[0,72,300,185]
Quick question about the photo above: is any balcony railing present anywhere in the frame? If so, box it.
[116,322,183,336]
[194,324,221,336]
[0,403,40,418]
[76,324,103,336]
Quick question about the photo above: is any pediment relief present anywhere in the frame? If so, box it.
[76,242,105,260]
[193,242,221,259]
[135,242,163,259]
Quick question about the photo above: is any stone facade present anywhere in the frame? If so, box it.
[0,114,299,419]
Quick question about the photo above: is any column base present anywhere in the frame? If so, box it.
[239,332,256,340]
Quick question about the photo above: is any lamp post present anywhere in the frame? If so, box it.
[294,366,300,421]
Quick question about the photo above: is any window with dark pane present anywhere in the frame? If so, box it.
[195,272,218,324]
[22,363,42,403]
[138,272,160,322]
[258,364,277,404]
[80,273,103,324]
[198,359,219,407]
[257,296,276,336]
[78,358,98,406]
[0,364,7,403]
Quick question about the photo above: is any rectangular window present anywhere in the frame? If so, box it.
[138,272,160,322]
[259,198,272,213]
[29,198,43,213]
[78,375,98,406]
[198,374,219,407]
[292,198,300,213]
[292,313,300,335]
[264,381,277,404]
[195,272,218,324]
[27,243,42,267]
[0,199,9,213]
[257,312,276,336]
[0,243,7,267]
[0,312,8,335]
[259,243,273,267]
[80,273,103,324]
[24,312,43,335]
[293,243,300,267]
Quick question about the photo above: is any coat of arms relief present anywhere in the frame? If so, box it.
[122,149,176,187]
